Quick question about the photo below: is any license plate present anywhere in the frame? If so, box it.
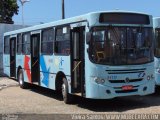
[122,85,133,90]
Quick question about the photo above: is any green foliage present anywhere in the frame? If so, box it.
[0,0,19,24]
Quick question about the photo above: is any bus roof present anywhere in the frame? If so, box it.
[4,10,152,36]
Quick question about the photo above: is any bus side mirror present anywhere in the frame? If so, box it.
[86,32,91,44]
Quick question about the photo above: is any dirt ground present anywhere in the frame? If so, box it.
[1,77,160,114]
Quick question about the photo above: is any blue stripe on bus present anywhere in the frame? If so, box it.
[40,56,50,87]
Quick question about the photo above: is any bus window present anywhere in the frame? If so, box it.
[41,28,54,55]
[90,27,153,65]
[4,36,10,54]
[11,40,15,57]
[22,33,30,55]
[32,37,39,57]
[55,27,70,55]
[17,34,22,54]
[73,32,80,59]
[155,29,160,57]
[92,30,105,62]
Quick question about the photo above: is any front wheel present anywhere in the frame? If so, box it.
[18,69,28,89]
[62,78,73,104]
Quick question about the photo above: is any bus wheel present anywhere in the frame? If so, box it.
[62,78,73,104]
[18,69,28,89]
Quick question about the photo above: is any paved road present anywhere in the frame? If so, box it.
[1,77,160,114]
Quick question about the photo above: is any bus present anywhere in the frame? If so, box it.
[3,11,155,104]
[154,17,160,85]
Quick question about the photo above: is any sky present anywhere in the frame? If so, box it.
[13,0,160,25]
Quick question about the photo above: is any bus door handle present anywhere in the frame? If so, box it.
[32,60,39,67]
[72,61,82,72]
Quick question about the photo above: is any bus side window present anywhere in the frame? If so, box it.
[73,32,80,59]
[41,28,54,55]
[22,33,30,55]
[55,27,70,55]
[17,34,22,54]
[4,36,10,54]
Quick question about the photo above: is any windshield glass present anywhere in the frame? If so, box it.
[89,26,154,65]
[155,28,160,58]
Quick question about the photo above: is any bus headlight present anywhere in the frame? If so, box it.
[94,77,100,83]
[94,77,105,84]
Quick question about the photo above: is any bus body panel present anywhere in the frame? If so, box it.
[52,55,71,76]
[39,55,71,90]
[40,55,55,89]
[16,55,31,83]
[3,54,10,76]
[85,80,154,99]
[40,71,56,89]
[16,55,24,78]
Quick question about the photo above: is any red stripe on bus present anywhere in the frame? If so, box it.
[24,55,31,83]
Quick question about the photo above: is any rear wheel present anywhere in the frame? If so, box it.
[62,78,73,104]
[18,69,28,89]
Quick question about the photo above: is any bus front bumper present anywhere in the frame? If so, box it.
[85,80,155,99]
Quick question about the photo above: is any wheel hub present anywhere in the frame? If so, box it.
[62,83,66,99]
[19,73,23,85]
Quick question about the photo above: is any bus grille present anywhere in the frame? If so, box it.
[109,78,143,83]
[115,89,138,93]
[106,68,146,74]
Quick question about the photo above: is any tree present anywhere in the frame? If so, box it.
[0,0,19,24]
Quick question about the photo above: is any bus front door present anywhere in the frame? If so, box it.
[71,27,85,96]
[10,37,16,78]
[31,34,40,84]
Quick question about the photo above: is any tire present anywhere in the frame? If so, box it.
[62,78,73,104]
[18,69,28,89]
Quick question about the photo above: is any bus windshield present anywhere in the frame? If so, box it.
[155,28,160,58]
[90,26,154,65]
